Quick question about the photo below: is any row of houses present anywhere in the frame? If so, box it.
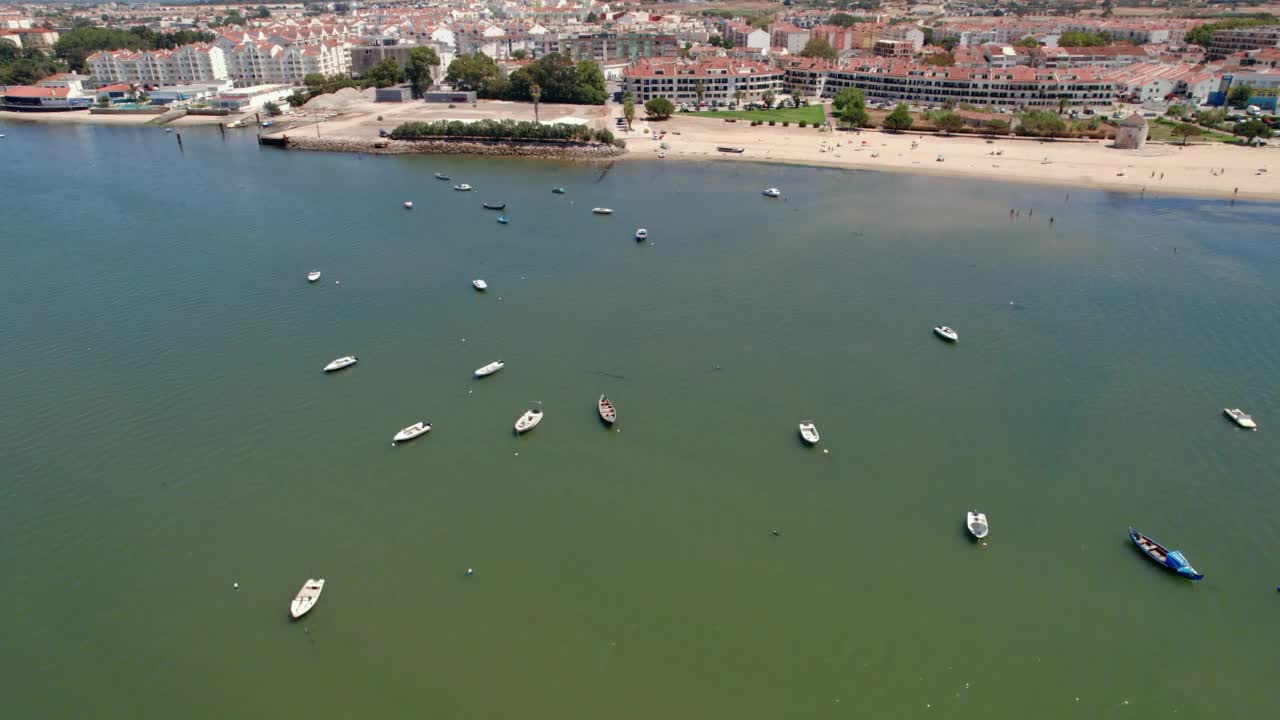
[86,40,351,87]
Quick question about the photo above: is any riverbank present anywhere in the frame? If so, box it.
[275,134,626,159]
[617,116,1280,201]
[0,109,239,126]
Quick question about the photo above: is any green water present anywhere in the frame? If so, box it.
[2,122,1278,719]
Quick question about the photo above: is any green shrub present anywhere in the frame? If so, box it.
[783,121,790,127]
[799,121,807,128]
[768,120,776,126]
[390,119,616,144]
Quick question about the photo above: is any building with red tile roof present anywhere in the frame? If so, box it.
[621,58,784,104]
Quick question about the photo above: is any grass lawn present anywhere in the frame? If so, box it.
[683,105,827,124]
[1145,119,1239,144]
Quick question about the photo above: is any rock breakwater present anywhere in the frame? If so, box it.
[274,134,627,159]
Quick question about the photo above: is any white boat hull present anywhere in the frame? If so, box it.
[473,280,488,291]
[967,512,989,539]
[290,579,325,619]
[934,326,959,343]
[592,208,613,215]
[474,361,504,377]
[799,423,820,445]
[515,410,543,433]
[323,356,358,372]
[393,422,430,443]
[307,272,321,283]
[1224,408,1257,430]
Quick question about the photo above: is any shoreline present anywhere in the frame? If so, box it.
[273,134,626,160]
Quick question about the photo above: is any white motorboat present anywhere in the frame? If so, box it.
[323,355,358,372]
[403,201,413,209]
[934,325,959,343]
[474,360,504,377]
[635,228,648,241]
[762,188,781,198]
[454,184,472,191]
[967,511,989,539]
[592,207,613,215]
[472,279,488,291]
[392,421,431,444]
[514,408,543,434]
[290,578,325,619]
[798,422,820,445]
[1224,407,1258,430]
[307,271,322,283]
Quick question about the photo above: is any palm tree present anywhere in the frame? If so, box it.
[1057,96,1069,115]
[694,80,705,109]
[530,83,542,123]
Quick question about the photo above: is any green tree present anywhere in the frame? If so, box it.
[829,13,859,27]
[263,101,282,116]
[1195,108,1228,128]
[983,118,1011,134]
[364,57,402,89]
[708,34,724,48]
[1228,83,1254,108]
[832,87,865,112]
[733,89,745,106]
[1172,122,1202,145]
[723,36,734,50]
[529,82,541,122]
[256,6,271,18]
[1014,36,1039,48]
[96,94,110,108]
[801,37,838,61]
[286,90,308,108]
[883,103,913,131]
[404,46,440,98]
[1057,30,1111,47]
[503,53,605,104]
[0,46,66,85]
[939,36,959,52]
[838,101,869,128]
[1186,17,1278,48]
[644,97,675,119]
[1019,109,1067,138]
[1057,96,1070,115]
[934,111,966,133]
[511,49,527,60]
[762,90,776,109]
[623,93,635,130]
[1165,104,1187,118]
[445,52,502,94]
[1234,118,1271,142]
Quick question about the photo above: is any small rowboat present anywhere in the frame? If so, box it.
[635,228,648,241]
[454,184,472,191]
[323,355,358,372]
[592,207,613,215]
[472,279,488,291]
[1129,527,1204,580]
[392,421,430,444]
[934,325,959,343]
[967,511,989,539]
[762,188,781,198]
[552,187,567,194]
[515,408,543,434]
[307,271,322,283]
[717,146,746,154]
[1224,407,1257,430]
[434,172,450,180]
[403,201,414,209]
[482,202,506,210]
[474,360,504,377]
[798,422,819,445]
[598,395,616,425]
[290,578,324,619]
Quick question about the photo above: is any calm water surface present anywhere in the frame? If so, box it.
[2,121,1278,719]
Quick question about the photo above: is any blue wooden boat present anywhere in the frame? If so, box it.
[1129,527,1203,581]
[496,216,509,224]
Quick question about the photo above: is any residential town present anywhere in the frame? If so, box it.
[4,1,1280,146]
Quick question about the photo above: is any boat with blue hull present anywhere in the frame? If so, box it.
[1128,527,1204,581]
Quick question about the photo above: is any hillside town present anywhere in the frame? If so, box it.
[4,0,1280,161]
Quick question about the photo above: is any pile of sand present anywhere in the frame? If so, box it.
[303,87,374,112]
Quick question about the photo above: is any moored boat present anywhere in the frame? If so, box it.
[323,355,358,372]
[1128,527,1204,580]
[472,279,488,291]
[392,421,431,444]
[290,578,324,619]
[635,228,648,241]
[1224,407,1258,430]
[762,188,781,198]
[514,408,543,434]
[474,360,504,377]
[403,201,413,209]
[934,325,959,343]
[496,216,509,224]
[598,395,617,425]
[434,172,450,180]
[798,422,820,445]
[482,202,506,210]
[552,187,567,194]
[454,184,472,191]
[967,511,989,539]
[592,207,613,215]
[717,146,746,153]
[307,271,322,283]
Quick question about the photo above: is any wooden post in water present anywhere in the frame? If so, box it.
[176,133,182,148]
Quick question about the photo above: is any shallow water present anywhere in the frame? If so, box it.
[2,121,1278,719]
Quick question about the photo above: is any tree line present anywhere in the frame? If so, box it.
[444,52,607,105]
[389,118,622,147]
[54,24,216,71]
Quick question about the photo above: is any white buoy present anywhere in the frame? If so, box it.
[233,582,239,589]
[466,568,474,577]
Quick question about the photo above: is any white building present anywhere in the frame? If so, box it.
[226,41,350,85]
[86,45,229,86]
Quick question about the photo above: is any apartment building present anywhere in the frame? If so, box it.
[768,22,810,54]
[1207,26,1280,57]
[1031,45,1152,70]
[534,33,679,64]
[86,44,229,86]
[226,41,349,85]
[621,58,784,104]
[785,61,1115,108]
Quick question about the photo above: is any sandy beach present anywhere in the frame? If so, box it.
[620,114,1280,201]
[0,109,236,126]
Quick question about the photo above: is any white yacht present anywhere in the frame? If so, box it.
[472,279,488,291]
[454,184,472,191]
[1224,408,1258,430]
[635,228,648,241]
[403,201,413,209]
[762,188,781,198]
[307,271,322,283]
[967,511,989,539]
[933,325,959,343]
[323,356,358,372]
[592,207,613,215]
[392,421,431,444]
[474,360,505,377]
